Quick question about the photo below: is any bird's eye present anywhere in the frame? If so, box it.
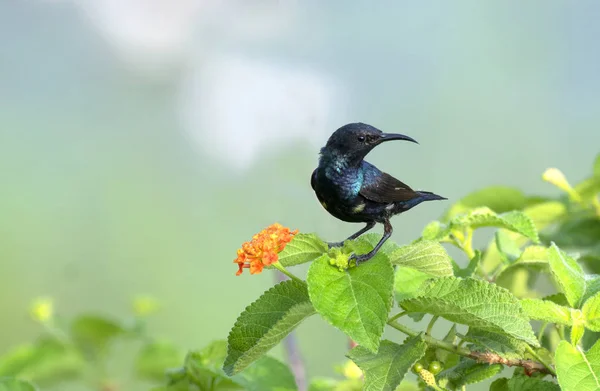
[357,135,365,142]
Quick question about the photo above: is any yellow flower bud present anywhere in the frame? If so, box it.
[542,168,581,202]
[132,296,160,317]
[342,360,363,380]
[30,297,53,323]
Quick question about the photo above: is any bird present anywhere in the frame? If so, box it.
[311,122,446,265]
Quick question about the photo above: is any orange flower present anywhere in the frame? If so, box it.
[234,223,298,276]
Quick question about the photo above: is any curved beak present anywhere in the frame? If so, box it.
[379,132,419,144]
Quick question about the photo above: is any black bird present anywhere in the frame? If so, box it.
[311,123,446,264]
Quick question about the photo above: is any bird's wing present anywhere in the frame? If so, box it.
[360,170,418,203]
[311,169,318,191]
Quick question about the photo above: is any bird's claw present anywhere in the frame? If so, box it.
[327,241,345,249]
[349,252,374,266]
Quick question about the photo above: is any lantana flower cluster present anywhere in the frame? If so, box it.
[234,223,298,275]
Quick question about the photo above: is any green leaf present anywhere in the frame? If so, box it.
[308,253,394,353]
[595,154,600,177]
[520,299,572,325]
[224,280,315,375]
[555,340,600,391]
[583,276,600,304]
[453,251,480,278]
[421,221,450,241]
[232,356,297,391]
[394,267,432,302]
[571,324,585,347]
[437,358,502,388]
[547,218,600,248]
[548,243,586,308]
[70,315,125,358]
[490,376,560,391]
[450,208,539,242]
[347,337,426,391]
[524,201,567,230]
[278,233,328,267]
[388,241,453,277]
[436,325,460,367]
[496,246,549,297]
[574,177,600,202]
[308,378,337,391]
[186,341,242,390]
[0,337,84,385]
[399,277,538,346]
[0,378,37,391]
[136,341,183,381]
[495,230,522,262]
[442,186,527,221]
[463,328,527,359]
[583,292,600,332]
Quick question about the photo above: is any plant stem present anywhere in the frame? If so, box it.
[272,262,303,283]
[426,315,439,336]
[462,228,476,260]
[388,311,408,323]
[537,323,548,342]
[524,345,556,376]
[387,319,555,376]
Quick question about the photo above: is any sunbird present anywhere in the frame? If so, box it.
[311,122,446,264]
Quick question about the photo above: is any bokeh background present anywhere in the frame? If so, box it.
[2,1,600,390]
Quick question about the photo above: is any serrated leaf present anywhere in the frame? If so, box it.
[399,277,538,346]
[442,186,527,221]
[232,356,297,391]
[583,276,600,304]
[347,337,426,391]
[136,341,183,381]
[223,280,315,375]
[490,376,560,391]
[450,208,539,242]
[421,221,450,241]
[548,243,586,308]
[583,292,600,332]
[463,328,527,359]
[0,378,37,391]
[520,299,572,325]
[186,341,242,389]
[278,233,328,267]
[437,358,502,388]
[394,267,432,302]
[555,340,600,391]
[388,241,453,277]
[307,254,394,353]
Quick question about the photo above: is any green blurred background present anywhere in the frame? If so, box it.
[1,1,600,389]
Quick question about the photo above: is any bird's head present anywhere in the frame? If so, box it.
[321,122,418,163]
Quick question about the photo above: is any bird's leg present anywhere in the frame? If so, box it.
[328,222,376,248]
[350,219,392,265]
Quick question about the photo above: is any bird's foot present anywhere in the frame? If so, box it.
[349,252,375,266]
[327,241,345,249]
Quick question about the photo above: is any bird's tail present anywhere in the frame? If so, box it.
[399,191,447,211]
[415,191,447,202]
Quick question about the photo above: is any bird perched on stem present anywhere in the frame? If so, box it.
[311,122,446,264]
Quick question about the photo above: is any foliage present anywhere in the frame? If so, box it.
[2,154,599,390]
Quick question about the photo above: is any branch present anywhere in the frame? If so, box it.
[387,319,555,376]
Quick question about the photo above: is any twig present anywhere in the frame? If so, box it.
[387,319,555,376]
[276,271,307,391]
